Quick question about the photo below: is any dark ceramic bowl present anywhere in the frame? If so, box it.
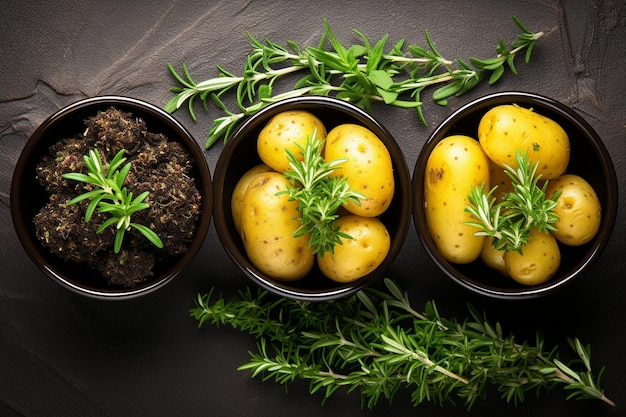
[413,91,618,299]
[10,96,212,300]
[213,96,412,301]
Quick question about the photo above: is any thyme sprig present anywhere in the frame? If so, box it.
[465,150,560,252]
[277,131,365,256]
[190,278,614,409]
[63,148,163,253]
[166,16,543,148]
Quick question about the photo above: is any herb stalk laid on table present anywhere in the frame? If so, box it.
[166,16,543,148]
[190,278,614,409]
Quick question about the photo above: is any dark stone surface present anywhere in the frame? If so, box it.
[1,0,624,415]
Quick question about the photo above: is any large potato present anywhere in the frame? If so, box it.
[504,228,561,286]
[257,110,327,173]
[324,124,394,217]
[424,135,490,264]
[317,215,390,283]
[478,104,570,180]
[546,174,601,246]
[240,172,315,281]
[231,164,273,234]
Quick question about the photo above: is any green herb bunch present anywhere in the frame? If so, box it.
[465,150,561,252]
[165,17,543,149]
[190,278,614,409]
[63,148,164,253]
[277,131,365,255]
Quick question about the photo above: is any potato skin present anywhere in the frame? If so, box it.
[324,124,394,217]
[546,174,601,246]
[257,110,327,173]
[424,135,490,264]
[231,164,273,234]
[240,172,314,281]
[480,238,508,277]
[504,228,561,286]
[317,215,390,283]
[478,104,570,180]
[488,159,514,203]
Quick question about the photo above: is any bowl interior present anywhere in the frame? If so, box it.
[413,92,618,299]
[10,96,212,299]
[214,97,412,301]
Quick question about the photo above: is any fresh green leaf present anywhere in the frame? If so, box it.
[165,18,544,148]
[64,148,163,253]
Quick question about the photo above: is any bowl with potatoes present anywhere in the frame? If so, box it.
[213,96,412,301]
[413,91,618,299]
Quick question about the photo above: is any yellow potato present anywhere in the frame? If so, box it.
[257,110,327,173]
[546,174,601,246]
[324,124,394,217]
[478,104,570,179]
[504,228,560,286]
[317,215,390,283]
[424,135,490,264]
[231,164,274,234]
[480,238,508,277]
[240,172,315,281]
[488,159,514,203]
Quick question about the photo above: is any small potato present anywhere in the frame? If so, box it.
[240,172,315,281]
[424,135,490,264]
[546,174,601,246]
[480,238,508,277]
[504,228,560,286]
[478,104,570,180]
[257,110,327,173]
[488,159,514,203]
[231,164,273,234]
[324,124,394,217]
[317,215,390,283]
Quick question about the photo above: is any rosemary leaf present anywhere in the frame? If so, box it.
[190,278,614,409]
[166,16,543,148]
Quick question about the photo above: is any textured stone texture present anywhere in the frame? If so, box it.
[1,1,625,415]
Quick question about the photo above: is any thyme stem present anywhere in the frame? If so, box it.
[166,16,543,148]
[190,278,613,409]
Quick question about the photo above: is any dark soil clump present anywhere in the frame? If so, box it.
[34,107,202,288]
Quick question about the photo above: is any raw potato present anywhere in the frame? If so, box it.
[504,228,561,286]
[424,135,490,264]
[546,174,601,246]
[478,104,570,179]
[240,172,314,281]
[257,110,327,173]
[324,124,394,217]
[231,163,273,234]
[488,159,514,203]
[480,238,508,277]
[317,215,390,283]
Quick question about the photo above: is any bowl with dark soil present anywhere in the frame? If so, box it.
[11,96,212,300]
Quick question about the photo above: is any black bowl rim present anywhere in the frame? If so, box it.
[413,91,619,299]
[10,95,213,300]
[213,96,412,301]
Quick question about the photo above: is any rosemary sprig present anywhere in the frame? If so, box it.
[277,131,365,256]
[63,148,163,253]
[166,16,543,148]
[190,278,614,409]
[465,150,560,252]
